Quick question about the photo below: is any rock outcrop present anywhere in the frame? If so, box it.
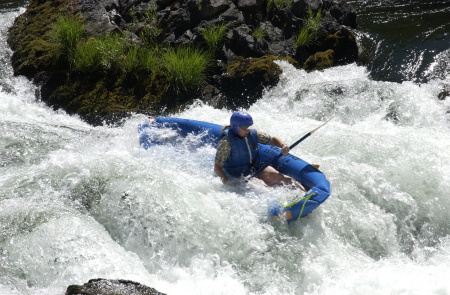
[66,279,166,295]
[8,0,358,125]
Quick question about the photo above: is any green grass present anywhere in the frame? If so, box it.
[72,32,164,75]
[124,45,161,72]
[201,23,226,53]
[253,26,266,39]
[296,9,323,48]
[142,47,161,72]
[52,15,84,58]
[73,34,125,72]
[73,38,103,72]
[161,46,212,93]
[304,9,323,33]
[296,27,316,47]
[123,45,140,72]
[267,0,292,11]
[55,18,210,93]
[96,34,125,70]
[129,3,162,45]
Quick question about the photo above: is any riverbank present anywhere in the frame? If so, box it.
[7,0,358,126]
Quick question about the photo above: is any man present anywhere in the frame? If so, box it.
[214,111,304,189]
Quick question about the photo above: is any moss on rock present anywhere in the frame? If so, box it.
[222,55,283,108]
[323,28,358,65]
[303,49,335,71]
[8,0,67,77]
[226,55,282,84]
[41,68,173,125]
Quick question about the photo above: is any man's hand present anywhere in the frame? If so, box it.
[270,136,290,156]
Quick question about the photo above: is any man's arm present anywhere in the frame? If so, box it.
[214,140,231,183]
[269,136,290,155]
[257,131,289,156]
[214,162,228,184]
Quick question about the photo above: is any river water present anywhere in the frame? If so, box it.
[1,1,450,295]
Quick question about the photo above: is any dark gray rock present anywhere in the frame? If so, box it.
[198,0,233,19]
[78,0,123,35]
[66,279,166,295]
[110,0,358,61]
[237,0,265,14]
[323,0,357,28]
[261,21,297,57]
[438,84,450,100]
[292,0,323,17]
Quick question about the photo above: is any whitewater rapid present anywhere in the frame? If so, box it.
[2,5,450,295]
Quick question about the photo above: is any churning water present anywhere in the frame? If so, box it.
[1,2,450,295]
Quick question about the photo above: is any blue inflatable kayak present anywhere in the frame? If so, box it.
[139,117,331,223]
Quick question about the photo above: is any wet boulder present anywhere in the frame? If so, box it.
[66,279,167,295]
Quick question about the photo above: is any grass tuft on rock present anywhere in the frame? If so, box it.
[52,15,84,62]
[161,46,212,93]
[296,9,323,47]
[201,23,226,55]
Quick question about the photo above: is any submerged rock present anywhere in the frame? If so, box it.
[66,279,167,295]
[438,84,450,101]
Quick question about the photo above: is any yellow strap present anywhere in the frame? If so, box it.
[297,192,317,220]
[281,191,318,220]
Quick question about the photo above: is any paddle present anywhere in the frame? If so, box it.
[247,117,333,180]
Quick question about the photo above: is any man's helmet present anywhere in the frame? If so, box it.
[230,111,253,134]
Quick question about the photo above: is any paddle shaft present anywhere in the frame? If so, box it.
[248,118,333,179]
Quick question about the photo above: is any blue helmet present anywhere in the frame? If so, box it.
[230,111,253,134]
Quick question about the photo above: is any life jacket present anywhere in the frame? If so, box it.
[222,128,259,177]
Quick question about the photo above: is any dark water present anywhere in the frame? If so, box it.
[348,0,450,83]
[0,0,27,10]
